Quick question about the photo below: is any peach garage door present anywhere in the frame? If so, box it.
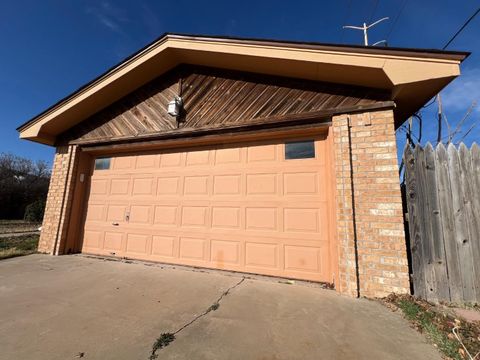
[81,134,336,282]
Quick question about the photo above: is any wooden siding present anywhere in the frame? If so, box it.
[58,65,390,145]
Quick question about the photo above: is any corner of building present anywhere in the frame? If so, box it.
[332,109,410,298]
[38,145,80,255]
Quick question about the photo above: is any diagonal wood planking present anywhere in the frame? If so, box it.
[58,65,389,145]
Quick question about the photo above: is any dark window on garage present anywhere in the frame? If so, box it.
[285,140,315,160]
[94,157,111,170]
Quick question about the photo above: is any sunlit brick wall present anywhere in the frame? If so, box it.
[38,145,79,255]
[332,109,410,298]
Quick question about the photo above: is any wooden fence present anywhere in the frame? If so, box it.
[404,143,480,304]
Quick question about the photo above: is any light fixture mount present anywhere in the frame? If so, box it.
[167,96,183,117]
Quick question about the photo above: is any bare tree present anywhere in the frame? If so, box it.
[0,153,51,220]
[401,96,477,149]
[398,96,478,182]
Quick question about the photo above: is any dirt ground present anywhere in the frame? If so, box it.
[383,294,480,360]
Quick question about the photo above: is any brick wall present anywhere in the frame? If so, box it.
[332,109,410,298]
[38,145,79,255]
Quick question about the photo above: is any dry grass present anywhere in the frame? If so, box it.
[383,294,480,360]
[0,234,39,260]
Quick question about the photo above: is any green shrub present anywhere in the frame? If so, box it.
[24,199,46,222]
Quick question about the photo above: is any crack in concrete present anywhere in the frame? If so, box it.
[149,277,245,359]
[174,277,245,334]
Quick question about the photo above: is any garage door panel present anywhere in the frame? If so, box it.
[106,205,127,222]
[215,147,242,164]
[211,239,240,266]
[183,176,209,195]
[132,178,154,196]
[283,172,318,195]
[157,177,180,195]
[113,156,135,170]
[246,174,277,195]
[245,207,277,231]
[213,175,242,195]
[186,149,211,165]
[245,242,279,269]
[135,154,158,169]
[86,204,105,222]
[247,144,277,162]
[109,178,130,196]
[179,237,207,261]
[82,135,335,283]
[126,233,149,254]
[284,245,321,272]
[90,179,109,195]
[211,207,241,229]
[181,206,209,227]
[283,208,320,233]
[153,206,177,226]
[129,205,152,224]
[104,232,124,252]
[151,235,176,257]
[160,152,183,167]
[83,230,104,250]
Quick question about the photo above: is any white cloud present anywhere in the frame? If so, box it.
[140,2,162,37]
[86,1,129,34]
[441,67,480,114]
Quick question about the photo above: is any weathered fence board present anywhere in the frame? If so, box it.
[425,144,450,301]
[451,144,477,302]
[404,142,480,304]
[460,144,480,300]
[470,144,480,299]
[435,144,463,302]
[415,146,437,300]
[404,146,427,298]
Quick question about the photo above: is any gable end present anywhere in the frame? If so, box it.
[58,65,391,146]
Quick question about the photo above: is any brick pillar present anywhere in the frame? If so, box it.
[332,109,410,298]
[38,145,80,255]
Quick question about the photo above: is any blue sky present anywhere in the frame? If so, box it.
[1,0,479,165]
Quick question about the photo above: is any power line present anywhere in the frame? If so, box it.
[385,0,408,42]
[418,7,480,111]
[340,0,353,43]
[368,0,379,23]
[443,7,480,49]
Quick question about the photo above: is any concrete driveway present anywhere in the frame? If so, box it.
[0,255,440,360]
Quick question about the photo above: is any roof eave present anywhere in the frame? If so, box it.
[17,33,469,144]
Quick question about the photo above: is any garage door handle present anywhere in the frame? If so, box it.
[112,222,119,226]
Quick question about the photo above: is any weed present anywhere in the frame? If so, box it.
[398,299,420,320]
[208,302,220,311]
[387,295,480,360]
[148,278,245,359]
[149,333,175,360]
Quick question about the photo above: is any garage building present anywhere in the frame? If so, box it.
[17,34,468,298]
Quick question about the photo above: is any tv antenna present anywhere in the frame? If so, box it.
[343,17,389,46]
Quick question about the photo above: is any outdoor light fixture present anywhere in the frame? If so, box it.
[167,96,183,117]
